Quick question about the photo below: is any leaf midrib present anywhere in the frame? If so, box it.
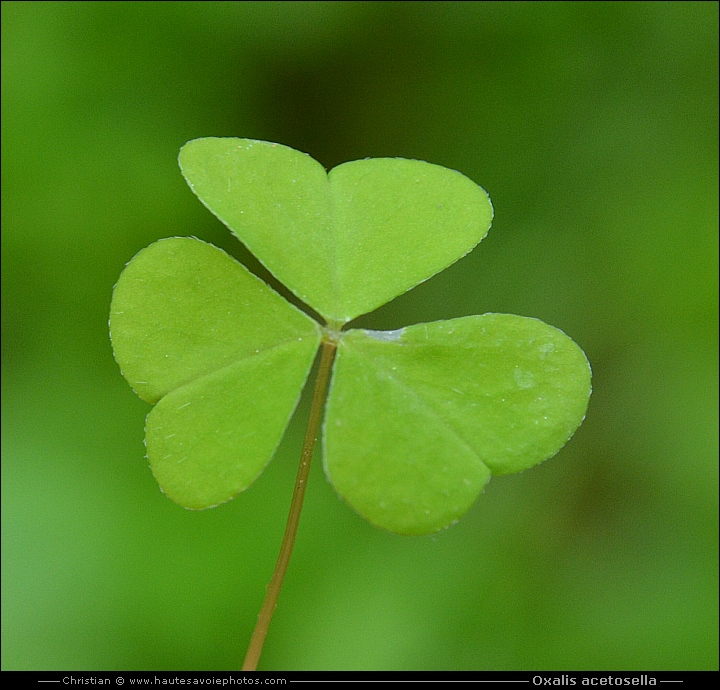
[155,330,321,404]
[344,340,494,475]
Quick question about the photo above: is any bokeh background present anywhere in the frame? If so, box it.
[2,1,717,671]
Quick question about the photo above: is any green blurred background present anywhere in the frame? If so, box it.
[2,0,717,671]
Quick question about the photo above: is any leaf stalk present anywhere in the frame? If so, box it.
[241,337,337,671]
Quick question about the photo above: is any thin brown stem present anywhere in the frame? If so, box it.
[241,338,337,671]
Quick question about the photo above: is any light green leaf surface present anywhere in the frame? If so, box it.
[110,237,321,508]
[146,339,319,509]
[323,315,592,534]
[111,144,591,532]
[179,137,493,323]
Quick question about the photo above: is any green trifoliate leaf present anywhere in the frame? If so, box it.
[111,141,591,532]
[178,137,493,324]
[110,237,321,508]
[323,315,592,535]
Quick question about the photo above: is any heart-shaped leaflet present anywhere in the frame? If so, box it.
[178,137,494,324]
